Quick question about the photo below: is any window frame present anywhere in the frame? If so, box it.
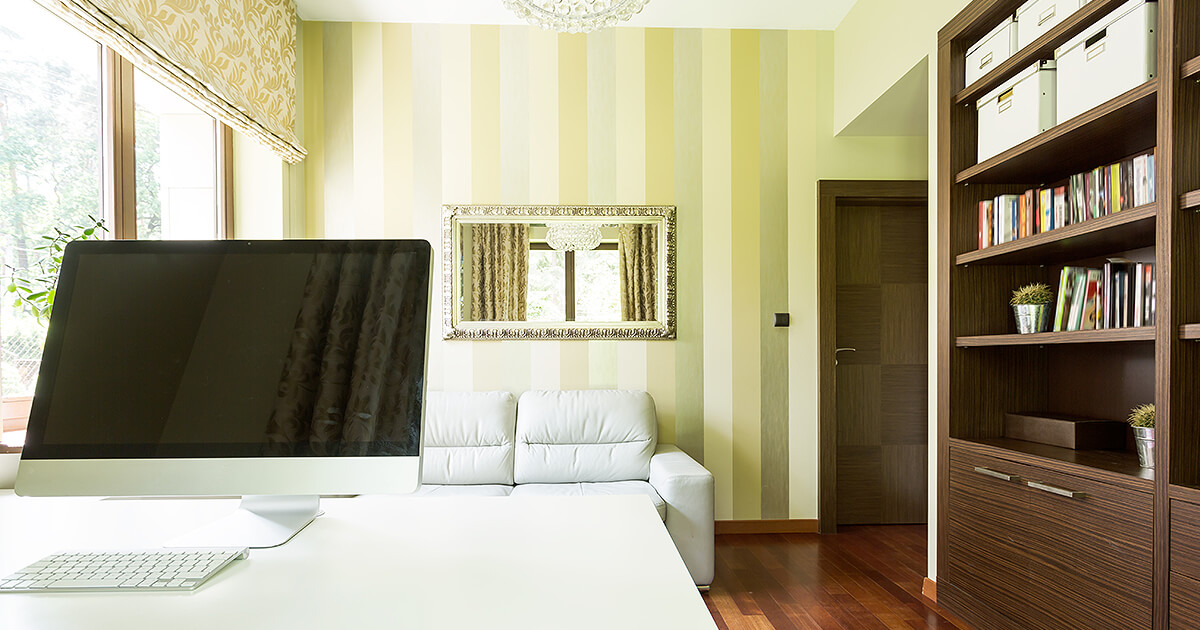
[529,242,618,322]
[1,27,234,449]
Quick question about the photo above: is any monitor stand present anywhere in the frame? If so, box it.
[165,495,322,549]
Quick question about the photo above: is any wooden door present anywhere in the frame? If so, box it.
[833,197,928,525]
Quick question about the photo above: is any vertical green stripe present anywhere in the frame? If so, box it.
[558,33,587,204]
[673,29,704,461]
[759,30,789,520]
[322,22,354,238]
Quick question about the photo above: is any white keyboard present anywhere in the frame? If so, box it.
[0,547,248,593]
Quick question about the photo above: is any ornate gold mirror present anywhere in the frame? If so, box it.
[442,205,675,340]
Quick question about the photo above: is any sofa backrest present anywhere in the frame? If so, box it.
[422,391,516,485]
[514,390,657,484]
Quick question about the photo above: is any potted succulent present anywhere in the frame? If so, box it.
[1129,403,1154,468]
[1011,282,1053,334]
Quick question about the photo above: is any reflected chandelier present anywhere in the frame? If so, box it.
[502,0,651,33]
[546,223,603,251]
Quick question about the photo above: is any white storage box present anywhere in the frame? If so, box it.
[1054,0,1156,122]
[1017,0,1092,50]
[966,17,1018,86]
[977,60,1057,163]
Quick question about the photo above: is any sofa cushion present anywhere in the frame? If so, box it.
[422,391,516,485]
[414,484,513,497]
[509,481,667,521]
[514,390,657,484]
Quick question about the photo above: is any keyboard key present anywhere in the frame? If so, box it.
[47,579,125,589]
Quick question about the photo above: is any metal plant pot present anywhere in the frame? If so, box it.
[1134,426,1154,468]
[1013,304,1050,334]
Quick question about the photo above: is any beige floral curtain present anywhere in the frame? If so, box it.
[265,245,427,455]
[471,224,529,321]
[34,0,305,163]
[619,224,657,321]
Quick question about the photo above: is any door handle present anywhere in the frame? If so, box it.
[973,466,1022,482]
[1026,480,1087,499]
[835,347,857,365]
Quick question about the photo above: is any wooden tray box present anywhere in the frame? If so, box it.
[1003,412,1128,450]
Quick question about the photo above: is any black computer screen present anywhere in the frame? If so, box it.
[20,240,431,460]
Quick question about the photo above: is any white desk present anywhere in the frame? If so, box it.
[0,492,715,629]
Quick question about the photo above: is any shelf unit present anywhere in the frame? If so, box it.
[938,0,1200,628]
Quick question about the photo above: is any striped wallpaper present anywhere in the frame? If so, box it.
[298,23,926,521]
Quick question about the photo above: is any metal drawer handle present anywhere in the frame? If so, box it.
[1038,5,1056,26]
[973,466,1021,482]
[1027,480,1087,499]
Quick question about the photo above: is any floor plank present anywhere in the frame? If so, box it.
[703,525,966,630]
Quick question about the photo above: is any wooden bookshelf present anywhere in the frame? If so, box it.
[953,0,1130,106]
[956,81,1156,185]
[956,203,1156,266]
[937,0,1189,626]
[956,327,1156,347]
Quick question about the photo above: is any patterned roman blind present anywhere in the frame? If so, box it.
[34,0,306,163]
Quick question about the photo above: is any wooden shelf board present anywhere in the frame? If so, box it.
[956,204,1156,266]
[1183,55,1200,81]
[956,82,1157,185]
[951,436,1153,491]
[953,0,1130,105]
[956,326,1155,347]
[1181,324,1200,340]
[1182,189,1200,211]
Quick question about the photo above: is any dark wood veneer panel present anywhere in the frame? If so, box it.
[955,204,1156,265]
[1172,499,1200,580]
[956,82,1157,185]
[1172,572,1200,628]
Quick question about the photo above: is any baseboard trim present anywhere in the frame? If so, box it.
[714,519,819,535]
[922,577,937,603]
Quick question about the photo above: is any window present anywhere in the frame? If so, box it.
[527,243,620,323]
[0,0,231,449]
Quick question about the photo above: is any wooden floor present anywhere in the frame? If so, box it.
[701,525,965,630]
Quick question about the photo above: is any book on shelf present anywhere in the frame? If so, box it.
[1057,259,1156,332]
[976,150,1155,249]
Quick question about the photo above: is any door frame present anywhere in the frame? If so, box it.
[818,180,928,534]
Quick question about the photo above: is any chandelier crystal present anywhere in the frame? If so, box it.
[546,223,603,251]
[502,0,651,33]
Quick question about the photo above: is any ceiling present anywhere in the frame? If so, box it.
[293,0,858,31]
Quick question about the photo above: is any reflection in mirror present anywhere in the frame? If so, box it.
[443,205,675,340]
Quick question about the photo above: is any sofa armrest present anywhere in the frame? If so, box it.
[649,444,714,587]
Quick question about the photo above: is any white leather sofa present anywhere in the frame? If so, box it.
[419,389,715,587]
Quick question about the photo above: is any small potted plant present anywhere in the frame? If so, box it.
[1129,403,1154,468]
[1011,282,1053,334]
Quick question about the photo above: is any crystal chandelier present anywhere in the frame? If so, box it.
[502,0,651,33]
[546,223,603,251]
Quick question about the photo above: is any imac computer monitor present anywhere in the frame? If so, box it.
[15,239,432,547]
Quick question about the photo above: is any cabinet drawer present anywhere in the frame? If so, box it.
[945,446,1152,630]
[946,450,1045,629]
[1022,467,1152,630]
[1172,499,1200,580]
[1172,572,1200,629]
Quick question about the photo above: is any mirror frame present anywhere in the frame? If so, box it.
[442,204,676,340]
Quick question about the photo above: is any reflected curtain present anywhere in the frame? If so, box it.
[265,245,426,456]
[471,224,529,321]
[619,224,657,321]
